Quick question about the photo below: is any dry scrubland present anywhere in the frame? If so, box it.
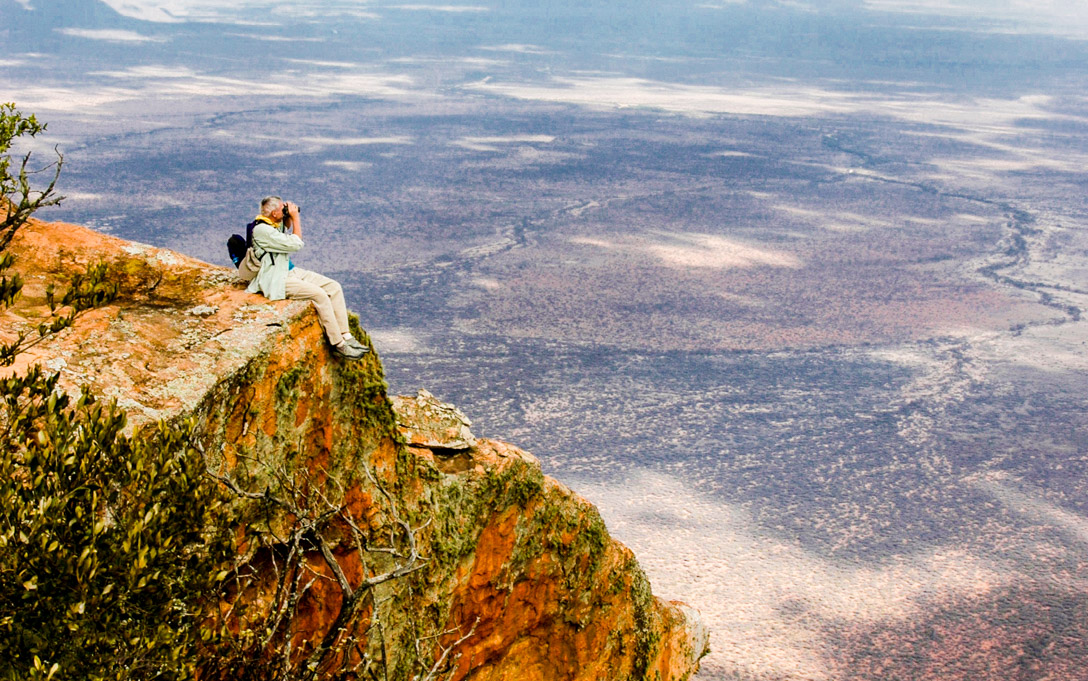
[9,26,1088,678]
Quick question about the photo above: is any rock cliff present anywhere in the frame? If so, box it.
[2,217,708,680]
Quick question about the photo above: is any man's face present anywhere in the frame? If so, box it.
[270,202,285,222]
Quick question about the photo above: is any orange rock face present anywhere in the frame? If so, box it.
[3,217,708,680]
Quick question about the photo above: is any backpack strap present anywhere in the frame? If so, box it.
[248,217,285,266]
[246,219,275,265]
[250,245,276,267]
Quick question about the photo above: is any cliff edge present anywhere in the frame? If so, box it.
[2,217,708,680]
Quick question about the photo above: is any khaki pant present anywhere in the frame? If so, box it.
[284,268,350,346]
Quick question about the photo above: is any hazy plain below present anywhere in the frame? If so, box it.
[5,1,1088,678]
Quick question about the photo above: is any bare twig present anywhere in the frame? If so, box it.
[412,618,480,681]
[204,448,443,680]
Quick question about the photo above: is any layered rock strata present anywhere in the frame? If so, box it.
[3,217,708,680]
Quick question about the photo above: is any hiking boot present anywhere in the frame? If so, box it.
[344,337,370,354]
[333,342,368,360]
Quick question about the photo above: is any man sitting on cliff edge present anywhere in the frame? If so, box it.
[239,195,370,360]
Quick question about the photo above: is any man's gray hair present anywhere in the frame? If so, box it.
[259,195,283,216]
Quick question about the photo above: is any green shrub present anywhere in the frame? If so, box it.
[0,375,235,680]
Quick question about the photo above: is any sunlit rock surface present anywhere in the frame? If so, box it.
[2,216,707,680]
[392,388,478,451]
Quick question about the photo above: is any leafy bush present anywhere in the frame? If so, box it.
[0,373,235,680]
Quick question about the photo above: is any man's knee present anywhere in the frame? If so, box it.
[285,279,328,304]
[299,290,332,305]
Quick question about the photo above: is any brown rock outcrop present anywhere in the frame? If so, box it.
[3,217,708,680]
[392,388,478,451]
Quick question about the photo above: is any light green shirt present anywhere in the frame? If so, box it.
[245,217,304,301]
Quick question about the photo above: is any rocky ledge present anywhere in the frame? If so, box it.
[2,217,708,680]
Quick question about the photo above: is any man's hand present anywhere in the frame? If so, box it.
[283,201,302,237]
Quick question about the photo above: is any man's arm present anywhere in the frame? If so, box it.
[252,221,304,254]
